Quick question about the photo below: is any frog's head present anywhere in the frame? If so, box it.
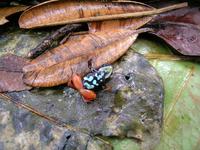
[99,65,113,79]
[83,64,113,90]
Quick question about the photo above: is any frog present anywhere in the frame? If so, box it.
[70,65,113,102]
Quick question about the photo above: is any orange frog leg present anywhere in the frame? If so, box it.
[70,74,97,102]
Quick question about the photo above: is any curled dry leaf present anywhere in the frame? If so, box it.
[19,0,154,29]
[0,6,28,25]
[23,30,139,87]
[0,54,31,92]
[150,7,200,56]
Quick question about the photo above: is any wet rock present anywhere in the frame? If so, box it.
[39,122,53,144]
[0,25,49,57]
[0,25,164,150]
[0,141,4,150]
[5,51,163,150]
[0,99,112,150]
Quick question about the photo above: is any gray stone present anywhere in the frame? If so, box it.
[0,25,164,150]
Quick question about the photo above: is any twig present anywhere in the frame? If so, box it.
[28,24,82,58]
[144,54,200,61]
[46,2,188,25]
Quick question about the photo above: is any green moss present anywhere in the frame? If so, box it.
[114,91,126,108]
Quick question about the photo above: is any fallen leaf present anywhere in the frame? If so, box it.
[23,30,139,87]
[0,53,28,72]
[18,1,154,28]
[0,54,31,92]
[23,29,143,73]
[88,17,153,32]
[0,6,28,25]
[150,7,200,56]
[153,7,200,25]
[88,1,154,32]
[151,22,200,56]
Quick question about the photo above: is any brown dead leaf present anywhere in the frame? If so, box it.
[88,17,153,32]
[0,6,28,25]
[23,29,142,73]
[19,1,154,29]
[0,53,28,72]
[23,30,139,87]
[153,7,200,25]
[150,7,200,56]
[0,54,31,92]
[151,22,200,56]
[87,1,154,32]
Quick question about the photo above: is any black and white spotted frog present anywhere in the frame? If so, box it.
[83,65,113,90]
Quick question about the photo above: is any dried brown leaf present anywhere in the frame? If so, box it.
[0,54,31,92]
[23,29,141,73]
[150,7,200,56]
[151,23,200,56]
[88,17,152,32]
[153,7,200,25]
[19,1,154,29]
[0,6,28,25]
[23,30,139,87]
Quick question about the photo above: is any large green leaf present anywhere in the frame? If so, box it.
[111,36,200,149]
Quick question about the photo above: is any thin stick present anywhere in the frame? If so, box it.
[28,24,82,58]
[45,2,187,25]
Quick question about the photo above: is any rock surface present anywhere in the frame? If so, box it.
[0,25,164,150]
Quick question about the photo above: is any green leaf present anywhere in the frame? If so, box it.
[110,138,140,150]
[111,37,200,150]
[112,37,200,149]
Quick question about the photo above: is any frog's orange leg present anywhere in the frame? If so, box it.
[71,74,84,90]
[70,74,97,102]
[79,89,97,102]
